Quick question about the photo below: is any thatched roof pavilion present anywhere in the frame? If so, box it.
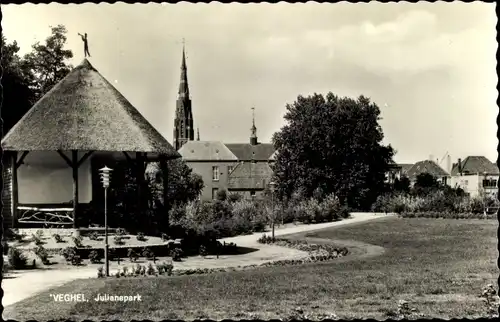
[2,59,179,229]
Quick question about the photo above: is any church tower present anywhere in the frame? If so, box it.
[250,107,258,146]
[173,44,195,150]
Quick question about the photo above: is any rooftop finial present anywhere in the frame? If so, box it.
[78,32,91,58]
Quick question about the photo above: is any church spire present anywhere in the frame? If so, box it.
[173,40,195,150]
[178,39,189,99]
[250,107,258,145]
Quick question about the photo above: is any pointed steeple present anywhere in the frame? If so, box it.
[178,40,189,99]
[250,107,258,145]
[173,40,195,150]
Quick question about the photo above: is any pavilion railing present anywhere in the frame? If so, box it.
[17,205,74,226]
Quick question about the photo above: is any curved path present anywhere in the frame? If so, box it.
[2,212,393,307]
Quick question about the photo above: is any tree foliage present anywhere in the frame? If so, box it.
[272,93,394,210]
[1,36,36,136]
[22,25,74,99]
[149,159,205,207]
[393,176,411,194]
[412,173,440,196]
[1,25,73,137]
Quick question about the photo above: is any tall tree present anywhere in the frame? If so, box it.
[1,25,73,137]
[22,24,73,101]
[1,35,35,136]
[272,93,394,210]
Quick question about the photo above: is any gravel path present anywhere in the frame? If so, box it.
[2,212,393,307]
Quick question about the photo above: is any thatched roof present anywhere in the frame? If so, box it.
[2,59,180,159]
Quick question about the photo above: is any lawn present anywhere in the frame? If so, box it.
[4,217,498,320]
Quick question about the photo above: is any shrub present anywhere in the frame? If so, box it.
[142,247,156,262]
[34,245,50,265]
[146,263,156,276]
[32,234,43,246]
[258,234,274,244]
[116,228,126,236]
[8,247,27,269]
[71,254,82,266]
[231,199,266,235]
[157,261,174,276]
[319,194,341,222]
[281,202,298,224]
[228,193,242,203]
[293,201,309,223]
[122,266,129,277]
[161,233,170,242]
[199,245,208,257]
[114,235,125,245]
[5,228,24,242]
[133,264,142,276]
[127,248,139,262]
[89,250,102,264]
[216,189,228,201]
[72,236,83,248]
[52,234,64,243]
[97,266,105,278]
[170,248,183,262]
[303,198,322,223]
[61,247,82,265]
[338,205,350,219]
[136,232,147,242]
[35,230,44,239]
[89,232,99,241]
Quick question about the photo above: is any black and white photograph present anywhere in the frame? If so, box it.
[1,2,498,320]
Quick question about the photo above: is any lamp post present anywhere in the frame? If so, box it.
[99,166,113,277]
[483,172,488,217]
[269,181,277,241]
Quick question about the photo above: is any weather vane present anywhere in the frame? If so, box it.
[78,32,91,58]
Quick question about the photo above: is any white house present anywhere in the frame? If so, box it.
[450,156,499,198]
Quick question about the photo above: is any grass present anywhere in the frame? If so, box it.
[4,217,497,320]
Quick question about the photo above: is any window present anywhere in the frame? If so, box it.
[228,166,234,175]
[483,179,498,188]
[212,188,219,200]
[212,166,219,181]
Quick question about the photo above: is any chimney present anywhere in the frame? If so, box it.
[458,158,462,175]
[446,155,451,173]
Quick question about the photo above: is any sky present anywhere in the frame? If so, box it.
[2,2,498,165]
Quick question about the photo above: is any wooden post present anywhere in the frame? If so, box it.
[72,150,79,228]
[11,152,19,228]
[159,156,169,233]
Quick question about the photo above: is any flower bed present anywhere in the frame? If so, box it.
[399,212,495,219]
[101,236,349,279]
[257,235,349,262]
